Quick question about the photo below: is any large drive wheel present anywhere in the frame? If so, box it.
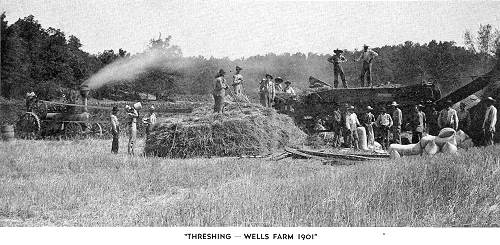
[16,112,41,139]
[63,122,83,140]
[91,123,103,137]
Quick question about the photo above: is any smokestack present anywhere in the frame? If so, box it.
[79,84,90,113]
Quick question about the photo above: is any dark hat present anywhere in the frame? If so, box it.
[265,73,273,79]
[285,80,292,84]
[235,66,242,70]
[275,77,283,83]
[333,49,343,54]
[112,106,119,112]
[218,69,226,75]
[363,44,369,48]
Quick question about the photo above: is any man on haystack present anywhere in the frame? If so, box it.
[259,74,275,107]
[213,69,228,113]
[327,48,348,88]
[231,66,250,103]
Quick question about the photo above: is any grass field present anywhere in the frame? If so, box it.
[0,138,499,227]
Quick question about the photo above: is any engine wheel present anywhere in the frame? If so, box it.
[91,123,103,138]
[15,112,41,139]
[63,122,83,140]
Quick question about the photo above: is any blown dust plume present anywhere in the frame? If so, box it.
[82,49,189,90]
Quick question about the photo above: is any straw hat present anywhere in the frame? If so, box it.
[366,106,373,110]
[390,101,399,107]
[485,96,496,102]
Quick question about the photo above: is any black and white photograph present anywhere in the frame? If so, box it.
[1,0,500,243]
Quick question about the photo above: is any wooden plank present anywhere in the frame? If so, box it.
[296,148,382,161]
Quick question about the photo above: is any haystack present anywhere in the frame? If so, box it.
[144,103,306,158]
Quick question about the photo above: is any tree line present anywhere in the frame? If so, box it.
[1,14,499,102]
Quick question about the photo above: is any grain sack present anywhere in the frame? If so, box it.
[357,126,368,150]
[390,149,401,159]
[424,140,439,155]
[389,143,422,156]
[434,128,457,148]
[441,142,458,154]
[419,135,436,149]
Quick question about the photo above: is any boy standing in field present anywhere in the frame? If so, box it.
[110,106,120,154]
[142,105,157,136]
[126,105,139,155]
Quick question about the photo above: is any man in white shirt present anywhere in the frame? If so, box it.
[110,106,120,154]
[482,97,497,146]
[438,100,459,131]
[232,66,244,95]
[142,105,157,136]
[345,105,361,149]
[356,44,378,87]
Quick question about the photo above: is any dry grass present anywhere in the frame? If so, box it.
[0,138,500,227]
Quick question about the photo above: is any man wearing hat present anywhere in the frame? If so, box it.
[25,92,37,112]
[438,100,459,131]
[142,105,157,136]
[232,66,244,96]
[283,80,296,112]
[331,106,343,148]
[259,74,275,107]
[375,107,393,149]
[213,69,228,113]
[345,105,361,149]
[126,104,139,155]
[110,106,120,154]
[355,44,378,87]
[482,97,497,146]
[327,49,348,88]
[409,104,426,143]
[360,105,376,147]
[390,101,403,144]
[425,102,440,136]
[457,102,471,133]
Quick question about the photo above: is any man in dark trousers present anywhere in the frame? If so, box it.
[213,69,228,113]
[390,101,402,144]
[360,106,376,147]
[410,104,426,143]
[356,44,378,87]
[331,106,343,148]
[110,106,120,154]
[482,97,497,146]
[327,49,348,88]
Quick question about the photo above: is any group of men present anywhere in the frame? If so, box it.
[109,104,156,155]
[212,65,297,113]
[322,97,498,150]
[327,44,379,88]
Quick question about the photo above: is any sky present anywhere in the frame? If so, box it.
[2,0,500,58]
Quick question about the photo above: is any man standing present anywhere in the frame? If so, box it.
[390,101,402,144]
[410,104,426,143]
[457,102,471,133]
[426,103,440,136]
[327,49,348,88]
[345,105,361,149]
[126,105,139,155]
[438,100,459,131]
[232,66,244,95]
[274,77,284,93]
[360,106,376,147]
[283,80,296,112]
[259,74,275,107]
[356,44,378,87]
[142,105,157,136]
[482,97,497,146]
[376,107,393,149]
[110,106,120,154]
[213,69,228,113]
[332,106,343,148]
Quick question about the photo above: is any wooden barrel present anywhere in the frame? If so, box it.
[1,125,15,142]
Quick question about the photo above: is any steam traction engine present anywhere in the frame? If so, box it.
[16,85,103,139]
